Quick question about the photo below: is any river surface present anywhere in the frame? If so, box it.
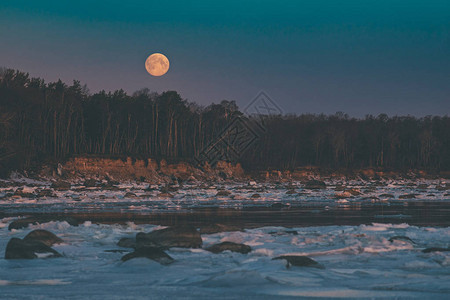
[0,177,449,299]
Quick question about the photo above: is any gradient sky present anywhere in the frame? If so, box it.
[1,0,449,116]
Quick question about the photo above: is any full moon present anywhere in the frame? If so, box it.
[145,53,169,76]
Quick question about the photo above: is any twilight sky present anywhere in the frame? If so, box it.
[1,0,449,116]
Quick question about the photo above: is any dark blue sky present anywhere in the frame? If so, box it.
[1,0,449,116]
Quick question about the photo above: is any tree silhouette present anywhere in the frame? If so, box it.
[0,68,449,176]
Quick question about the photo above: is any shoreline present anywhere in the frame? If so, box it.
[2,169,449,229]
[7,155,450,183]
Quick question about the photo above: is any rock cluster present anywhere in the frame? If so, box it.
[205,242,251,254]
[5,229,63,259]
[116,225,252,264]
[303,180,327,190]
[272,255,323,269]
[7,222,444,270]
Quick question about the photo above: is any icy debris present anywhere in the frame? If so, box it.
[0,221,448,298]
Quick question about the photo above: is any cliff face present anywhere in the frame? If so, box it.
[43,157,246,183]
[37,156,448,183]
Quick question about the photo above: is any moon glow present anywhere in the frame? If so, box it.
[145,53,169,76]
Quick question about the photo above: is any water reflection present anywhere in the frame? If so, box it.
[1,200,449,227]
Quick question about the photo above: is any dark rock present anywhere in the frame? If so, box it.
[136,225,202,249]
[216,190,231,197]
[388,236,415,244]
[363,196,379,200]
[251,193,261,199]
[14,187,35,198]
[199,223,242,234]
[304,180,326,190]
[269,230,298,236]
[158,192,174,198]
[51,181,71,191]
[417,184,428,189]
[5,238,62,259]
[105,249,129,253]
[285,189,297,195]
[121,246,174,265]
[271,203,289,209]
[335,192,352,199]
[273,255,323,268]
[103,185,120,191]
[83,179,98,187]
[344,188,361,196]
[117,237,136,248]
[379,193,395,198]
[36,189,56,197]
[205,242,251,254]
[24,229,63,247]
[124,192,138,198]
[8,216,79,231]
[399,194,417,199]
[422,247,450,253]
[284,230,298,235]
[334,186,346,191]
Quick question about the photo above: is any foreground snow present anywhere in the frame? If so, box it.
[0,220,449,299]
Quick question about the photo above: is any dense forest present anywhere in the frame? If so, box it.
[1,69,449,176]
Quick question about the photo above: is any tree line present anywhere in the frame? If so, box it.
[0,69,449,176]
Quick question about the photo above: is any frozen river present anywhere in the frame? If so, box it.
[0,177,449,299]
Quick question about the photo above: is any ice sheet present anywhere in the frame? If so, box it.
[0,219,448,299]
